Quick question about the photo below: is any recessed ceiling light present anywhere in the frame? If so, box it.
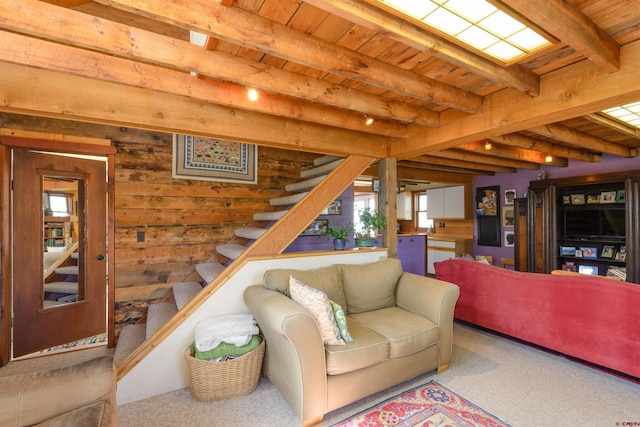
[247,88,259,102]
[364,114,374,125]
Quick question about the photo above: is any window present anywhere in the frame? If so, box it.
[354,193,376,233]
[47,193,72,217]
[416,192,434,230]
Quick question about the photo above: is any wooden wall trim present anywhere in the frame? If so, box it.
[0,145,10,366]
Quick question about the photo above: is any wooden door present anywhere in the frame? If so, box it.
[12,149,107,357]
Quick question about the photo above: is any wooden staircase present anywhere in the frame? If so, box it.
[114,155,346,364]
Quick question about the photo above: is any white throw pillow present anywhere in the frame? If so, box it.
[289,276,345,346]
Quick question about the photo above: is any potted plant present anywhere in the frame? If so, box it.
[355,207,388,247]
[319,221,353,250]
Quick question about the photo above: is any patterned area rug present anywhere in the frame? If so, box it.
[331,381,511,427]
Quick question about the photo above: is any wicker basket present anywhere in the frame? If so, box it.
[184,338,265,402]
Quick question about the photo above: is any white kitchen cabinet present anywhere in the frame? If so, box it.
[427,186,465,219]
[427,239,456,275]
[397,191,412,220]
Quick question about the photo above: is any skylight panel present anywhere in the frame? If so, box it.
[384,0,437,20]
[423,7,471,35]
[602,102,640,129]
[458,26,499,50]
[376,0,553,63]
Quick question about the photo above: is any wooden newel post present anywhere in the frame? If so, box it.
[379,158,398,258]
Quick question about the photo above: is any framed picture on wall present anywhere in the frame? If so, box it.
[502,206,514,227]
[322,199,342,215]
[476,186,500,247]
[301,220,329,236]
[504,231,514,247]
[504,189,516,205]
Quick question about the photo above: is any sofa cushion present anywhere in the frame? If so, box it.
[325,318,389,375]
[264,265,346,309]
[349,307,438,357]
[35,401,106,427]
[340,258,403,314]
[289,276,345,346]
[330,300,353,342]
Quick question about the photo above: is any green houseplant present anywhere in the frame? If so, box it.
[319,221,353,250]
[355,208,388,247]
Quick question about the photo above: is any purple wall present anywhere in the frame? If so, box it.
[284,186,355,252]
[473,155,640,264]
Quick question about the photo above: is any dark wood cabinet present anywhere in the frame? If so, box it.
[521,171,640,283]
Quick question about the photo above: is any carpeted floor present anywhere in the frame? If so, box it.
[117,322,640,426]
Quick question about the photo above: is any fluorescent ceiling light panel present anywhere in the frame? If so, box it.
[376,0,552,63]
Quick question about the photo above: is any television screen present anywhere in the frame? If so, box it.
[564,209,625,238]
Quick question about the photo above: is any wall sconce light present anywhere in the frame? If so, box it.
[247,88,259,102]
[484,140,493,150]
[545,155,553,163]
[364,113,374,126]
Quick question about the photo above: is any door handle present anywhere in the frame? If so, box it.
[97,254,105,261]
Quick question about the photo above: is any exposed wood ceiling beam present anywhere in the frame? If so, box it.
[394,39,640,157]
[585,114,640,139]
[305,0,539,96]
[429,149,540,170]
[502,0,619,72]
[38,0,91,6]
[97,0,483,113]
[459,141,568,167]
[403,157,513,173]
[0,31,405,138]
[528,123,635,158]
[0,62,390,158]
[0,1,437,127]
[487,133,602,162]
[365,165,478,184]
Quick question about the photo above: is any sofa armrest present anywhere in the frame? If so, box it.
[244,285,327,425]
[395,273,460,369]
[0,355,116,427]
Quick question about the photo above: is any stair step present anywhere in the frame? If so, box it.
[314,155,343,166]
[270,192,307,206]
[146,302,177,340]
[253,210,287,221]
[44,281,79,294]
[173,281,203,310]
[195,262,226,284]
[285,175,326,193]
[54,266,79,275]
[300,158,344,179]
[114,324,146,366]
[235,227,266,240]
[216,243,246,260]
[71,252,79,259]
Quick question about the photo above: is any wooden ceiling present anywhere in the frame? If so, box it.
[1,0,640,177]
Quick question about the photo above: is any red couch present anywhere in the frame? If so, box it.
[435,259,640,379]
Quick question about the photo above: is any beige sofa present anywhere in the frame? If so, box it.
[0,355,117,426]
[244,258,460,426]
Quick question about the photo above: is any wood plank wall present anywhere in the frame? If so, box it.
[0,113,318,334]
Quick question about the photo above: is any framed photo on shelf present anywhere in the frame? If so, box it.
[615,190,625,203]
[579,246,598,259]
[600,191,616,204]
[560,246,576,256]
[578,265,599,275]
[575,249,583,258]
[587,194,600,204]
[615,251,627,262]
[322,199,342,215]
[562,262,576,272]
[601,245,615,259]
[301,219,329,236]
[562,195,571,205]
[571,194,585,205]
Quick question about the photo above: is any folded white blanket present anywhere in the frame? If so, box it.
[195,314,259,352]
